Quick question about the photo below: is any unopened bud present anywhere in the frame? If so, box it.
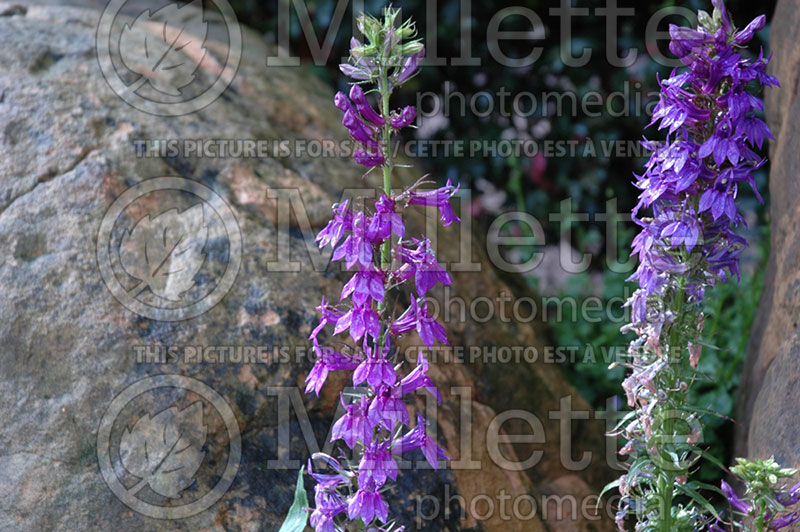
[398,41,424,56]
[698,10,713,30]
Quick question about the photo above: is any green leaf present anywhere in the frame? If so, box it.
[675,482,722,521]
[598,478,622,509]
[690,445,728,471]
[279,466,309,532]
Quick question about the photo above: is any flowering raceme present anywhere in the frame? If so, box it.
[302,9,459,532]
[611,1,782,531]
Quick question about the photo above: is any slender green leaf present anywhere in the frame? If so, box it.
[598,478,622,509]
[675,482,722,521]
[279,466,309,532]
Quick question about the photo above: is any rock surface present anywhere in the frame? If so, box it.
[735,0,800,522]
[0,3,613,531]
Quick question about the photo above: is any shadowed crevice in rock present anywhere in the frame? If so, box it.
[735,3,800,531]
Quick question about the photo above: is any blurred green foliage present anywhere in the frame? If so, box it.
[237,0,773,226]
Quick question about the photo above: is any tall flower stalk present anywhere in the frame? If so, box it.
[303,9,458,532]
[611,1,781,531]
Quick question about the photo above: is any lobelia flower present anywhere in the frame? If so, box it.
[770,512,800,530]
[335,89,385,168]
[721,480,753,514]
[342,109,380,151]
[716,472,800,531]
[392,414,449,470]
[307,456,350,531]
[332,211,374,270]
[349,84,384,126]
[353,149,386,168]
[309,297,343,341]
[302,9,456,531]
[368,195,405,242]
[395,237,452,296]
[305,340,359,396]
[391,296,448,348]
[334,302,381,342]
[316,200,354,249]
[398,353,441,402]
[352,338,396,388]
[403,178,461,226]
[341,268,385,306]
[331,395,373,449]
[358,441,398,488]
[368,384,408,430]
[390,106,416,129]
[777,483,800,507]
[347,478,389,525]
[394,49,424,85]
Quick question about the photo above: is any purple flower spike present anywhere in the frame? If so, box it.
[305,12,453,529]
[614,4,778,529]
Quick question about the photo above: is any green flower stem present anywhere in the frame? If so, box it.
[376,64,393,349]
[379,76,393,273]
[658,270,688,532]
